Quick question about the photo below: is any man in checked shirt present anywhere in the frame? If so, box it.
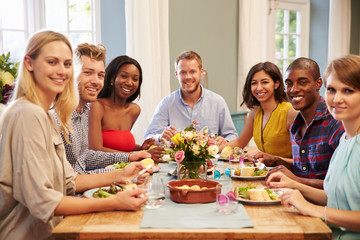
[256,57,344,189]
[54,43,152,174]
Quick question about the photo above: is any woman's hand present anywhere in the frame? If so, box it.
[147,146,165,162]
[141,138,156,150]
[115,162,150,184]
[114,188,148,211]
[266,171,298,189]
[280,189,321,218]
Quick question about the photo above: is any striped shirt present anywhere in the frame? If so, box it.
[290,98,344,179]
[53,103,129,174]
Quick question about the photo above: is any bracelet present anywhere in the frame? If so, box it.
[322,206,327,223]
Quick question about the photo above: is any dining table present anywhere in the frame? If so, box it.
[52,160,332,240]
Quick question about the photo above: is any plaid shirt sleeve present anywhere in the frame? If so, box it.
[54,106,130,175]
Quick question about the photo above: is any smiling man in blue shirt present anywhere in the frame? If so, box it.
[144,51,237,146]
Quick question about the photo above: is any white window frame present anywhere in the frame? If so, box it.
[0,0,101,58]
[266,0,310,73]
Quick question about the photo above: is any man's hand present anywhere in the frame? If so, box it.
[128,151,151,162]
[148,146,165,162]
[255,152,281,167]
[160,125,177,141]
[141,138,156,150]
[266,165,298,181]
[215,136,227,151]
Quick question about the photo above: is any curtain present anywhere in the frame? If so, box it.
[328,0,351,61]
[125,0,170,144]
[237,0,268,111]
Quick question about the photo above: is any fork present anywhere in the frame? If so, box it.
[131,164,154,183]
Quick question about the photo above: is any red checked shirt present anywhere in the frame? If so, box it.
[290,98,344,179]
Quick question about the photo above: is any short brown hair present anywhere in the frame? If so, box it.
[74,43,106,65]
[174,51,202,71]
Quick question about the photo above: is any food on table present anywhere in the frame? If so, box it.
[92,182,138,198]
[221,146,233,158]
[92,184,124,198]
[233,164,268,177]
[248,189,271,201]
[234,184,280,201]
[112,162,130,169]
[161,154,172,162]
[175,184,208,190]
[141,158,154,167]
[240,167,256,176]
[221,146,245,159]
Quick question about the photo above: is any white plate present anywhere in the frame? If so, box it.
[230,169,266,180]
[236,189,282,205]
[83,187,110,198]
[237,196,281,205]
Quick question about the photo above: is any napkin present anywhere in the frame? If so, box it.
[140,163,254,229]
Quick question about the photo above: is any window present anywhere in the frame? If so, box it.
[0,0,100,62]
[267,0,310,75]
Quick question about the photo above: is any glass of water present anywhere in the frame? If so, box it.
[144,176,165,209]
[216,183,238,214]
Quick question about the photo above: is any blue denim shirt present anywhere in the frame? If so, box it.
[144,85,238,142]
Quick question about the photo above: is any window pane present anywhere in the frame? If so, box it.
[2,31,26,61]
[276,9,284,33]
[275,34,284,58]
[69,32,92,46]
[289,35,297,57]
[289,10,297,33]
[69,0,92,31]
[45,0,68,30]
[276,60,284,74]
[0,0,24,30]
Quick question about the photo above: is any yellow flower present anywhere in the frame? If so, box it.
[0,71,15,85]
[171,132,181,145]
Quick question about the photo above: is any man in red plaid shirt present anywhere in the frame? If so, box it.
[257,57,344,189]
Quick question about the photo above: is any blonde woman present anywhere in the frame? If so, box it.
[0,31,148,240]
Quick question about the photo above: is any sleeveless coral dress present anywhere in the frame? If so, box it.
[102,130,136,152]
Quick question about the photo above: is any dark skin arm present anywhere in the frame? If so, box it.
[266,165,324,189]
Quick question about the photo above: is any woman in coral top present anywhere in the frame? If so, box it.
[223,62,298,159]
[88,56,161,157]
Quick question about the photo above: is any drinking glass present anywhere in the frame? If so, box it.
[216,183,238,214]
[144,176,165,209]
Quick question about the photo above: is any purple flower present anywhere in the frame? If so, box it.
[174,150,185,163]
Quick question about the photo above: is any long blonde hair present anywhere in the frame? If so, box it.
[12,30,78,137]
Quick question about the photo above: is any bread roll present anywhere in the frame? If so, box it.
[241,167,256,176]
[248,189,264,200]
[261,190,271,201]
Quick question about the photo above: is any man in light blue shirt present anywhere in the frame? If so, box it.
[144,51,237,146]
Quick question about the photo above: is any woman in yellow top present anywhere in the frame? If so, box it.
[224,62,298,158]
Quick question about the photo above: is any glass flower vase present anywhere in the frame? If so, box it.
[177,160,207,179]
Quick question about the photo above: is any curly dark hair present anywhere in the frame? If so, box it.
[241,62,288,109]
[99,55,142,102]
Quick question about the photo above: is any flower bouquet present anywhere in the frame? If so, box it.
[170,120,219,179]
[0,52,18,104]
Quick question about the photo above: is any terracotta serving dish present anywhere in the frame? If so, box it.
[167,179,218,204]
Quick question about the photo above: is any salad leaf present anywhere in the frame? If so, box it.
[112,162,130,169]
